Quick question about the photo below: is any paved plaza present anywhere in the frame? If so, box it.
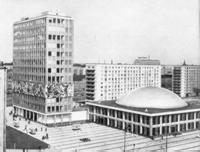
[6,107,200,151]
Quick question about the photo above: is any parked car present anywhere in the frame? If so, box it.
[80,138,91,142]
[14,122,20,128]
[29,129,36,135]
[196,134,200,138]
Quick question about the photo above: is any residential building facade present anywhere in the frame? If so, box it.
[86,63,161,101]
[13,11,74,124]
[172,65,200,97]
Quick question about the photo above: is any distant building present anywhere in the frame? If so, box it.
[73,63,86,75]
[161,65,174,75]
[0,68,7,152]
[13,11,74,125]
[4,62,13,106]
[161,65,174,91]
[73,64,86,101]
[86,87,200,138]
[85,62,161,101]
[134,57,160,65]
[172,63,200,97]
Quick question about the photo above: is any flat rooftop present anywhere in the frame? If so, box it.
[87,100,200,114]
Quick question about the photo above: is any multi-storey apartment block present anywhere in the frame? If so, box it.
[173,64,200,97]
[86,62,161,101]
[13,11,74,124]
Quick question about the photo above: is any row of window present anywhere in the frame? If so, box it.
[47,75,72,83]
[48,18,65,24]
[90,106,200,125]
[14,74,45,83]
[87,66,160,69]
[103,77,158,81]
[13,67,45,74]
[14,18,46,29]
[47,67,72,73]
[47,105,63,112]
[14,42,46,49]
[48,34,64,41]
[48,18,73,27]
[14,59,45,66]
[47,35,73,42]
[48,51,72,57]
[14,28,46,37]
[13,94,45,112]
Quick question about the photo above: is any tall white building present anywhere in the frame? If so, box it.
[86,63,161,101]
[173,65,200,97]
[13,11,74,125]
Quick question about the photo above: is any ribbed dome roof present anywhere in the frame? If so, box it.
[116,87,188,109]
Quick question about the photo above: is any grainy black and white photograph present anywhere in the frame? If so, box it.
[0,0,200,151]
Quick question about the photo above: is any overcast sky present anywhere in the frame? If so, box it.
[0,0,199,64]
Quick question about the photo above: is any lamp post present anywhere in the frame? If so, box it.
[165,131,168,152]
[124,127,126,152]
[124,125,131,152]
[132,144,135,152]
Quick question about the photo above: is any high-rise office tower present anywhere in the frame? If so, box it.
[13,11,74,124]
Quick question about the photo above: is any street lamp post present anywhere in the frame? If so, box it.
[124,127,126,152]
[124,125,132,152]
[165,132,168,152]
[132,144,135,152]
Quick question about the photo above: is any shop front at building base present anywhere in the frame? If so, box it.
[13,105,88,126]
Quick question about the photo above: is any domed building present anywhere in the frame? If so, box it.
[86,87,200,138]
[116,87,188,109]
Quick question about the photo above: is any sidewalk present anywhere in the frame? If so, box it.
[6,107,50,142]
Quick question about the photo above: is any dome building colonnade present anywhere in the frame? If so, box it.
[86,87,200,138]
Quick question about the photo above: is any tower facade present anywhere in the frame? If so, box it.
[173,65,200,97]
[13,11,74,124]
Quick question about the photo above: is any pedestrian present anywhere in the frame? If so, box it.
[41,127,43,131]
[45,128,47,132]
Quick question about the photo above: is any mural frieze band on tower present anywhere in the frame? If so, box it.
[12,81,73,98]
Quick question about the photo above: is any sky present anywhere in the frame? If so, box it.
[0,0,199,65]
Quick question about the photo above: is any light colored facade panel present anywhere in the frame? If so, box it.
[86,64,161,101]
